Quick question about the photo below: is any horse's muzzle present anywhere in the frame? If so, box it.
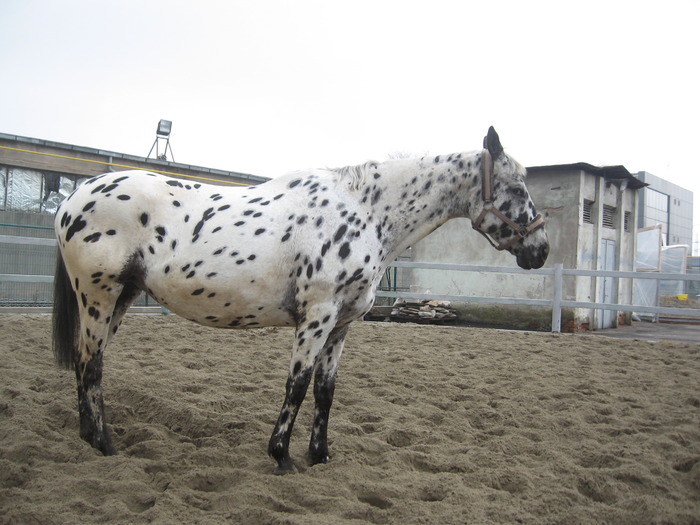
[515,241,549,270]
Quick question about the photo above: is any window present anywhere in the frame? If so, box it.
[602,205,616,229]
[624,211,631,232]
[644,188,669,244]
[583,199,594,224]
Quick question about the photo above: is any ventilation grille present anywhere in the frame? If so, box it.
[603,205,616,229]
[583,200,594,224]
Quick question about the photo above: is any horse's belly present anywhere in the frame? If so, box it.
[145,273,295,329]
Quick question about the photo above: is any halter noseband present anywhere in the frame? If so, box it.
[471,149,545,251]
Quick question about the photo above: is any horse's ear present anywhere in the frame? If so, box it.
[483,126,504,159]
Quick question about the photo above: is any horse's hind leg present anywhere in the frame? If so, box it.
[309,325,349,465]
[74,310,117,455]
[75,329,115,455]
[75,279,144,455]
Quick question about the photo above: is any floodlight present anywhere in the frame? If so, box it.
[147,120,175,161]
[156,119,172,137]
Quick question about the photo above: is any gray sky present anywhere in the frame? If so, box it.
[2,0,698,250]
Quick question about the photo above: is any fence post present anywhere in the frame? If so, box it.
[551,263,563,332]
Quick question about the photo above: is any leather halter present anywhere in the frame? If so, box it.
[471,149,545,251]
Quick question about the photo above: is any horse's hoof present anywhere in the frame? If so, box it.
[273,460,298,475]
[309,454,330,466]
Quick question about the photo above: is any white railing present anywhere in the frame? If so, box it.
[2,234,699,332]
[378,261,700,332]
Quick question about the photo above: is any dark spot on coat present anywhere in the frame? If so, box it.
[83,232,101,243]
[334,224,347,243]
[65,215,87,242]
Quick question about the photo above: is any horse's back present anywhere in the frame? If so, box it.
[53,169,373,329]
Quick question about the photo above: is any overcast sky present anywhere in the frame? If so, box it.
[2,1,698,250]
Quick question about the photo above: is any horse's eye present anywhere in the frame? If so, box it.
[513,187,525,197]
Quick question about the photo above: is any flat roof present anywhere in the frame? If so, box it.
[0,132,270,185]
[527,162,647,190]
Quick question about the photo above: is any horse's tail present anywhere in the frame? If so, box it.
[52,251,78,370]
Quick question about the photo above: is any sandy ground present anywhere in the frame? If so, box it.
[1,313,699,524]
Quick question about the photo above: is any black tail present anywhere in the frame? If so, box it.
[52,252,78,369]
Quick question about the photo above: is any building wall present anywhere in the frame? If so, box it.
[0,133,269,307]
[0,133,268,207]
[636,171,693,247]
[406,167,639,331]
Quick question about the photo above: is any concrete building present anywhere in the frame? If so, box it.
[634,171,693,248]
[0,132,267,306]
[401,163,646,331]
[0,132,266,213]
[0,133,651,330]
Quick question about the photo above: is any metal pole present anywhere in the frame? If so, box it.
[551,263,563,332]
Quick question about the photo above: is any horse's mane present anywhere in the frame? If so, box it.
[332,161,379,191]
[330,149,526,191]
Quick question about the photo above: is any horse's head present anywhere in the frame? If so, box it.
[469,127,549,270]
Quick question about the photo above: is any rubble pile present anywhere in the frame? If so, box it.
[390,299,457,323]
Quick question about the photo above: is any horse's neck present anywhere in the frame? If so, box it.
[372,151,481,262]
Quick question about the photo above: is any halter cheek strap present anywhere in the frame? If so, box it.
[471,149,545,251]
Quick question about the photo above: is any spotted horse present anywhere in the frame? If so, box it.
[52,127,548,472]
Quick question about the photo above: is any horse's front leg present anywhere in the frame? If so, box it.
[268,308,339,472]
[309,325,349,465]
[268,365,313,472]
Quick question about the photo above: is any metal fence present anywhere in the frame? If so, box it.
[0,233,158,307]
[378,261,700,332]
[2,234,699,331]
